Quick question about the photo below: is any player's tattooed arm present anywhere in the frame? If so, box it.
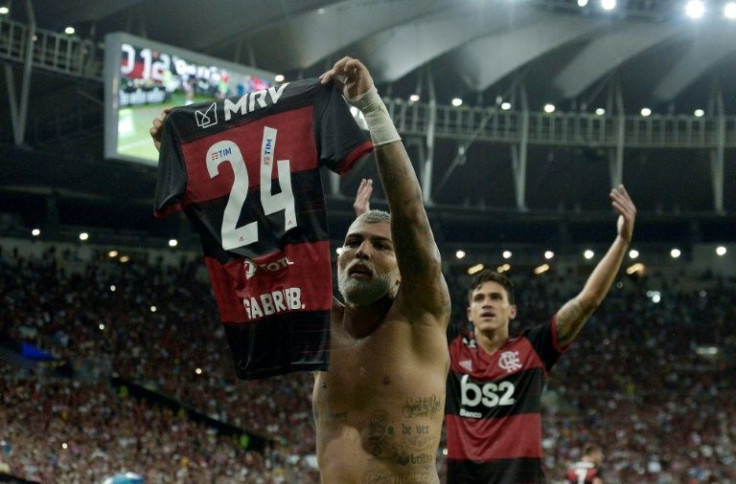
[323,56,450,324]
[555,298,597,347]
[555,186,636,347]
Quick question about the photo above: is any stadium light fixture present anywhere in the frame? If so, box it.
[467,263,485,275]
[534,264,550,275]
[502,250,512,259]
[64,26,75,35]
[716,246,727,256]
[195,367,203,375]
[726,2,736,19]
[409,94,420,103]
[497,263,511,273]
[31,228,41,237]
[456,250,466,259]
[626,263,644,275]
[544,103,556,113]
[583,249,594,260]
[451,97,463,107]
[670,248,681,259]
[168,239,178,247]
[578,0,589,7]
[544,250,554,260]
[119,255,130,263]
[600,0,616,11]
[685,0,706,19]
[628,249,639,259]
[99,324,106,331]
[79,232,89,241]
[0,6,8,15]
[695,345,719,356]
[110,285,116,292]
[274,74,285,83]
[640,107,652,117]
[694,109,705,117]
[501,102,512,111]
[108,250,118,258]
[150,306,157,313]
[595,108,606,115]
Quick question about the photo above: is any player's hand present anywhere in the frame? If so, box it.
[610,184,636,243]
[149,108,171,153]
[353,178,373,216]
[319,56,374,101]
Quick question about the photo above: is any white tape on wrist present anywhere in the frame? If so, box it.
[347,86,401,147]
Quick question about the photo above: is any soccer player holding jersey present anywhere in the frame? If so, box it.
[152,57,451,483]
[445,185,636,483]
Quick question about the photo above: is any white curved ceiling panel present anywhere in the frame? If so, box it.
[449,11,608,92]
[653,24,736,102]
[554,22,677,99]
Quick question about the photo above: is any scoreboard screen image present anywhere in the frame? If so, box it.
[104,32,276,166]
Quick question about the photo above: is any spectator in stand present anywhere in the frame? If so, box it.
[566,443,605,484]
[3,240,736,483]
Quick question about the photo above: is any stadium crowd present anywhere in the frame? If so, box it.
[1,241,734,483]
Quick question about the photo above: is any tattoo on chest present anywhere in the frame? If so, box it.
[364,407,438,477]
[368,411,394,457]
[363,469,434,483]
[402,395,442,419]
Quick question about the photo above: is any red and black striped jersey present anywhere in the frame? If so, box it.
[566,461,603,484]
[154,78,372,379]
[445,319,569,483]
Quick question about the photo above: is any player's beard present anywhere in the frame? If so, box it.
[338,267,396,307]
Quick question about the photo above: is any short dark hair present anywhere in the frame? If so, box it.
[468,270,515,305]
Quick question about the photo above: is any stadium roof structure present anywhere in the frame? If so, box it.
[0,0,735,248]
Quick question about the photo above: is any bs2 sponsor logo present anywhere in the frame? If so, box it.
[459,374,516,416]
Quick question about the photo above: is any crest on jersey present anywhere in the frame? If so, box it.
[243,260,257,279]
[498,351,522,373]
[195,102,218,128]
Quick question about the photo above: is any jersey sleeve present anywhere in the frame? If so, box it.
[153,114,188,218]
[315,83,373,174]
[525,315,570,372]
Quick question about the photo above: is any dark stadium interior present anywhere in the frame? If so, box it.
[1,0,736,483]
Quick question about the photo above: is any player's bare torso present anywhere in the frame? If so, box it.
[313,306,448,483]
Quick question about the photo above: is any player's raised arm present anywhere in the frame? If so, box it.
[555,185,636,346]
[321,57,449,322]
[353,178,373,216]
